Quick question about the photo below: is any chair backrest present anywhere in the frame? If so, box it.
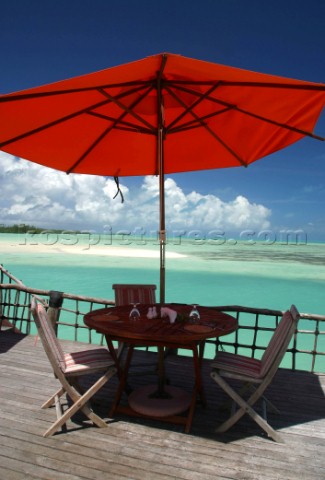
[260,304,300,377]
[31,298,66,374]
[112,284,156,306]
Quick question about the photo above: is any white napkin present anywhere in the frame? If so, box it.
[160,307,177,324]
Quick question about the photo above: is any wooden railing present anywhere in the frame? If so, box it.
[0,265,114,342]
[1,264,324,373]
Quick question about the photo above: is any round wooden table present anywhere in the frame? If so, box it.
[84,304,237,432]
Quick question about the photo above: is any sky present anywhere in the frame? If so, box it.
[1,0,324,242]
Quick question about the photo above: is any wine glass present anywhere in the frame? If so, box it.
[189,304,200,324]
[129,303,140,320]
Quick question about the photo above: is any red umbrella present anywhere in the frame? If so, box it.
[0,53,324,301]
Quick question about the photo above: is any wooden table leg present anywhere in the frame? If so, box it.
[109,344,134,418]
[184,344,207,433]
[105,336,123,378]
[199,340,206,364]
[194,344,207,407]
[156,346,170,396]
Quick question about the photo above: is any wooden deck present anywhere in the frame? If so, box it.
[0,331,324,480]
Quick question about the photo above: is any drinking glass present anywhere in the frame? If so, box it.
[189,304,200,323]
[129,303,140,320]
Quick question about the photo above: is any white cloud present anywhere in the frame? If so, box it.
[0,152,271,234]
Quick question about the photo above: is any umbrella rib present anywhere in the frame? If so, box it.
[172,83,324,141]
[164,85,248,167]
[97,87,156,133]
[166,81,222,131]
[165,79,325,91]
[67,85,157,173]
[0,81,153,103]
[235,106,325,141]
[66,124,118,174]
[113,125,154,133]
[168,123,207,134]
[87,111,154,135]
[168,107,234,134]
[215,81,325,91]
[0,98,113,149]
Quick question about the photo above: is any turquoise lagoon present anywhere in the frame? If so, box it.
[2,233,325,312]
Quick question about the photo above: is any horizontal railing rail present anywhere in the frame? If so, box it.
[1,264,324,373]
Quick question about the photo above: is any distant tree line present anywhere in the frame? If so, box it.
[0,224,79,234]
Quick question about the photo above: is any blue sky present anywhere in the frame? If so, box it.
[1,0,324,241]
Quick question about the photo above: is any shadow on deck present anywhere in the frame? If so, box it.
[0,331,324,480]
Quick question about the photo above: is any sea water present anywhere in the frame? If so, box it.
[1,233,324,370]
[2,233,324,313]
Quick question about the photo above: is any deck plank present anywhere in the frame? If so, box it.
[0,331,324,480]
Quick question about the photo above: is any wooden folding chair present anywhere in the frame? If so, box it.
[113,283,156,306]
[112,283,159,374]
[210,305,300,442]
[30,298,117,437]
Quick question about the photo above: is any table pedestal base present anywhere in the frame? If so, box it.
[113,382,195,432]
[128,384,192,417]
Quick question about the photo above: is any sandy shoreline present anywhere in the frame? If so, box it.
[1,241,186,259]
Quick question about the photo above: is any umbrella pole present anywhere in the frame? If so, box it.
[158,127,166,305]
[157,139,171,398]
[157,58,167,306]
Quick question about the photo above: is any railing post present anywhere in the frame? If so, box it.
[0,286,3,319]
[47,291,64,335]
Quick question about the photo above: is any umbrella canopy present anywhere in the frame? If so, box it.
[1,53,324,302]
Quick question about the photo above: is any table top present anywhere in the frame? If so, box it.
[84,304,237,347]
